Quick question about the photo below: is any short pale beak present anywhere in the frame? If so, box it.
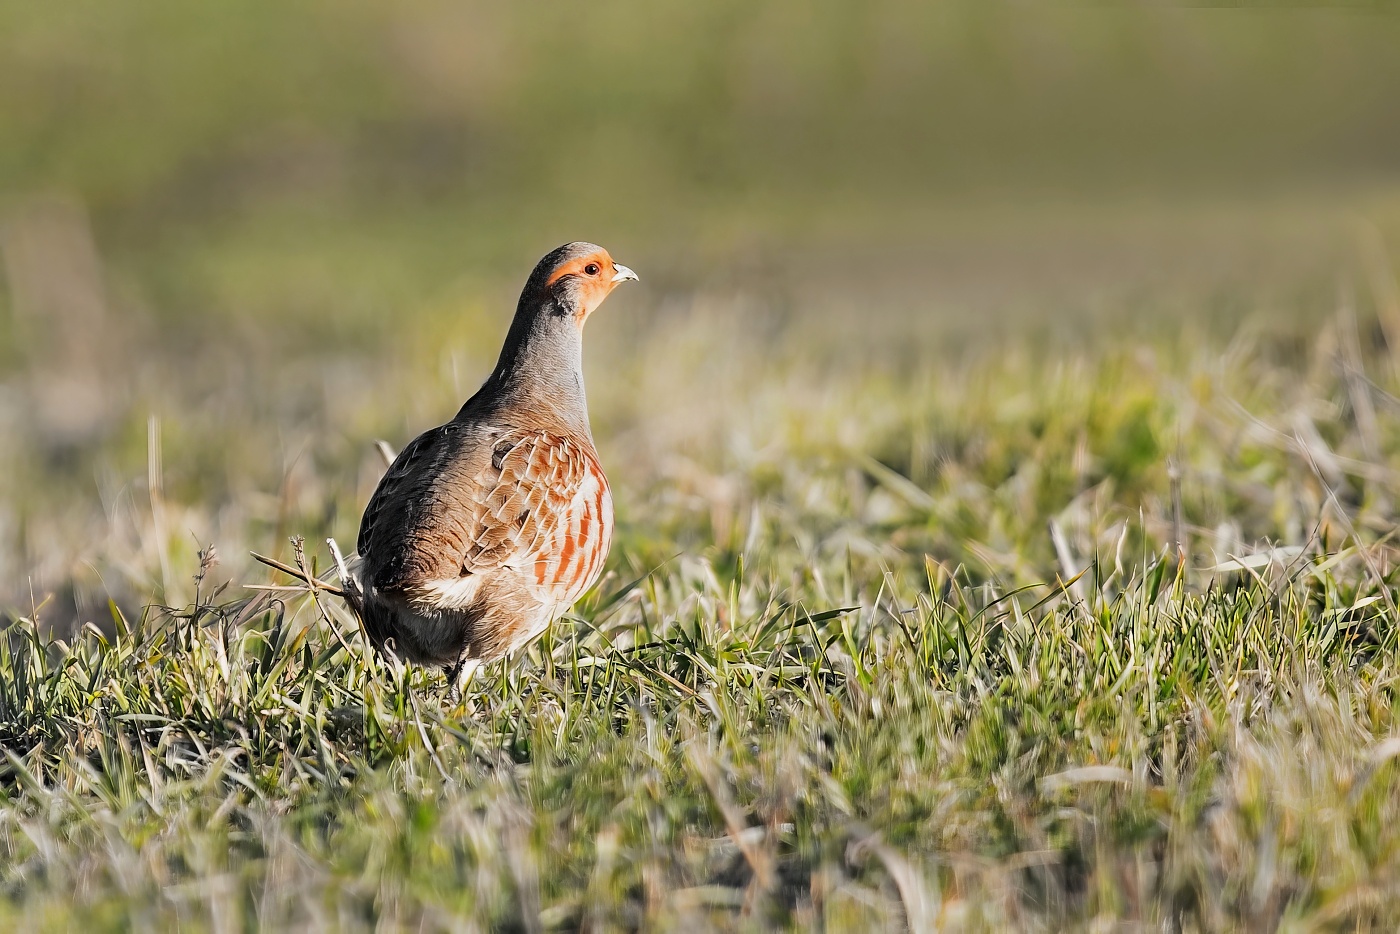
[611,264,638,283]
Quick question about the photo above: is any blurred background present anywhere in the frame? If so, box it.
[4,0,1400,629]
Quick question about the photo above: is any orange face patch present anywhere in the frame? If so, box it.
[545,251,621,322]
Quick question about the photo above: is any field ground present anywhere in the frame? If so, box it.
[10,4,1400,929]
[7,200,1400,930]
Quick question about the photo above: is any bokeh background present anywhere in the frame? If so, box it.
[5,0,1400,628]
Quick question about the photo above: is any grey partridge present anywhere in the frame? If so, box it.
[350,242,636,696]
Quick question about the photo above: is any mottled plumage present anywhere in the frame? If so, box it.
[349,242,634,694]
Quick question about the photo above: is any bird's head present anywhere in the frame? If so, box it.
[475,241,638,419]
[525,241,638,325]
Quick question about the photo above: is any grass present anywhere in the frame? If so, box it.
[7,3,1400,929]
[5,287,1400,930]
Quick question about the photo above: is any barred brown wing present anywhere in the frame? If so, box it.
[465,430,613,606]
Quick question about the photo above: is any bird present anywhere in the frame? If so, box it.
[347,242,637,699]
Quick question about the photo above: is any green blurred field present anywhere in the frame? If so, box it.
[7,2,1400,930]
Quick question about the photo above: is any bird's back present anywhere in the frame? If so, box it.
[356,420,493,598]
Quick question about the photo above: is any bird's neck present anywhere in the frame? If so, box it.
[460,302,591,437]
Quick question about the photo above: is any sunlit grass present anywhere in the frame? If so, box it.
[5,2,1400,928]
[4,300,1400,929]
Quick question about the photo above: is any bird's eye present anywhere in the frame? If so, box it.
[584,263,600,276]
